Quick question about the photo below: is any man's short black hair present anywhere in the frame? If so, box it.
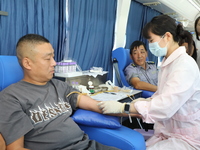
[16,34,49,48]
[130,41,147,55]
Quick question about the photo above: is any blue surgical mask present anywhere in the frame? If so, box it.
[149,35,168,57]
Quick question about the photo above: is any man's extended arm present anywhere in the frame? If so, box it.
[77,94,141,118]
[130,77,157,92]
[76,94,102,113]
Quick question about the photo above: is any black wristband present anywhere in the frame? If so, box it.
[124,103,130,114]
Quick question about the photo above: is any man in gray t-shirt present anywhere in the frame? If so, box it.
[0,34,119,150]
[124,41,158,92]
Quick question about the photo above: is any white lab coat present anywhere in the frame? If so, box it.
[134,46,200,149]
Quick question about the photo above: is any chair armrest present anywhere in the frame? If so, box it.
[72,109,146,150]
[141,90,154,98]
[71,109,121,128]
[78,124,146,150]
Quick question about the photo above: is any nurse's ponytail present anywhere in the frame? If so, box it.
[178,28,193,53]
[175,24,184,42]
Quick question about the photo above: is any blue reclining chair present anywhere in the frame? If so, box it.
[0,55,146,150]
[112,47,155,98]
[0,56,24,91]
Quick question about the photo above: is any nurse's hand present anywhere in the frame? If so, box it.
[98,101,125,114]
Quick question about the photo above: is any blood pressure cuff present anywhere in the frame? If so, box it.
[71,109,122,129]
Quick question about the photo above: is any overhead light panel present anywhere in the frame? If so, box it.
[164,12,177,16]
[188,0,200,11]
[160,0,199,21]
[143,2,161,6]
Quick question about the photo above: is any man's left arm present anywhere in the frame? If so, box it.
[76,94,102,113]
[77,94,142,118]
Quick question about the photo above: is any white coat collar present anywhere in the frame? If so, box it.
[160,46,186,67]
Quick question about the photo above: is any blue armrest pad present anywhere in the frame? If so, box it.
[141,90,154,98]
[71,109,122,129]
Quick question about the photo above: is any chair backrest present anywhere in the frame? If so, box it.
[112,47,132,87]
[112,47,154,98]
[0,56,24,91]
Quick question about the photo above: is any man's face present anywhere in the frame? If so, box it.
[130,45,147,68]
[28,43,56,84]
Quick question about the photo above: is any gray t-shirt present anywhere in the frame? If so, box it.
[0,79,119,150]
[124,61,158,87]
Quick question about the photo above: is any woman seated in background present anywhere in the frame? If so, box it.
[179,30,197,61]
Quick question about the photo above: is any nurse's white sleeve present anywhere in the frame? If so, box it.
[134,101,155,123]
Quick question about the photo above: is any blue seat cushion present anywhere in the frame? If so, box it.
[71,109,122,129]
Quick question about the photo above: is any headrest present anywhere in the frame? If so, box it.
[112,47,132,70]
[0,56,23,91]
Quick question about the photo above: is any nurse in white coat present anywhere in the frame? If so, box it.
[98,15,200,150]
